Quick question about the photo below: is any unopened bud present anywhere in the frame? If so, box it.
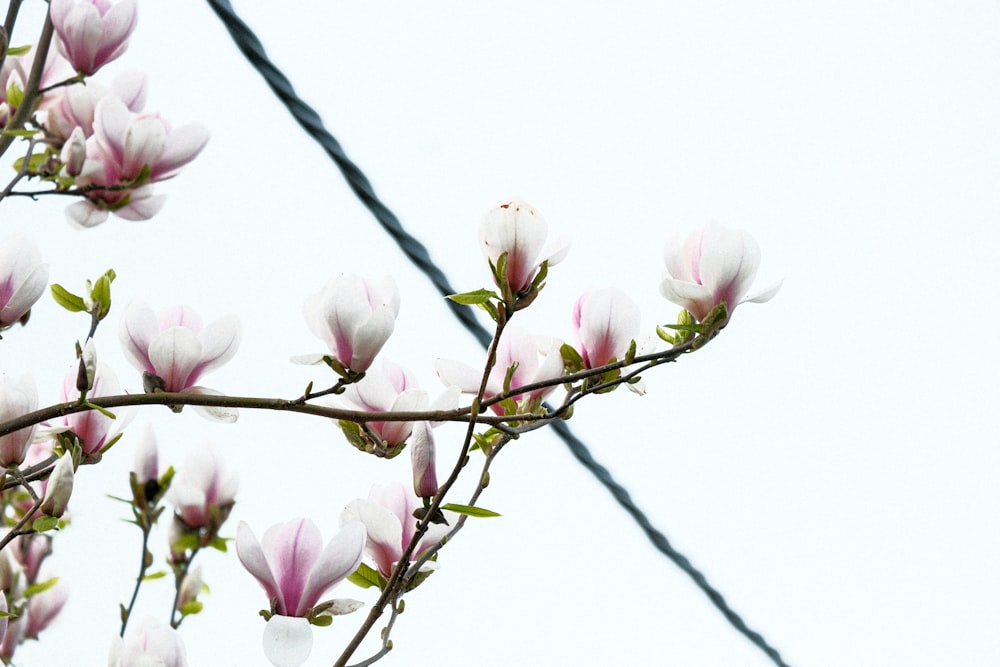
[60,126,87,177]
[40,454,75,518]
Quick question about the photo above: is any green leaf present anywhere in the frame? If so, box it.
[624,339,637,365]
[179,600,203,616]
[32,516,61,532]
[440,503,501,518]
[5,45,32,56]
[209,536,228,552]
[24,577,59,598]
[171,533,200,553]
[347,562,386,590]
[141,570,167,581]
[446,288,497,305]
[560,342,584,373]
[311,614,333,627]
[50,284,87,312]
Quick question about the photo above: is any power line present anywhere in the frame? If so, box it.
[203,2,791,665]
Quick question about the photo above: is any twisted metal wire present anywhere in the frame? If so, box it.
[204,2,791,665]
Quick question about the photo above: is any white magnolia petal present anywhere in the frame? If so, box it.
[185,387,239,423]
[262,616,313,667]
[65,200,109,228]
[299,521,366,614]
[319,598,364,616]
[433,358,484,394]
[235,522,280,596]
[340,499,401,567]
[289,353,325,365]
[743,279,783,305]
[147,327,201,391]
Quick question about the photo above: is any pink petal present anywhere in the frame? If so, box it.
[298,521,366,615]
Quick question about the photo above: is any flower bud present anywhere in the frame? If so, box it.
[60,126,87,177]
[479,199,569,299]
[410,422,438,499]
[40,454,75,518]
[175,564,202,612]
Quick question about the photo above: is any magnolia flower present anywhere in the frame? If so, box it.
[480,199,569,295]
[301,275,399,373]
[58,360,130,456]
[109,616,187,667]
[660,223,780,322]
[0,234,49,329]
[0,374,39,466]
[435,326,564,414]
[237,519,366,667]
[168,445,238,530]
[50,0,138,76]
[339,361,425,446]
[341,482,449,579]
[237,519,365,618]
[572,288,641,369]
[67,96,208,226]
[119,302,241,417]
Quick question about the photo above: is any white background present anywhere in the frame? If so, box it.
[2,1,999,665]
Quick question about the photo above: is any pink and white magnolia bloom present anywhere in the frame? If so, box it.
[572,287,641,369]
[338,360,457,449]
[50,0,138,76]
[480,199,569,295]
[236,519,365,618]
[339,361,425,447]
[0,374,39,467]
[237,519,366,667]
[301,275,399,373]
[168,445,238,530]
[435,325,565,414]
[0,234,49,329]
[660,223,780,322]
[68,96,209,226]
[109,616,188,667]
[341,482,450,579]
[58,360,130,456]
[119,301,241,394]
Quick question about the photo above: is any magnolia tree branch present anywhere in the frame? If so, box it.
[0,340,703,440]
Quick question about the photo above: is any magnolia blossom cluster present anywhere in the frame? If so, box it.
[0,179,779,667]
[0,0,208,226]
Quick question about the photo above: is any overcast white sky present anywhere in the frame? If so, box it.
[2,1,999,666]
